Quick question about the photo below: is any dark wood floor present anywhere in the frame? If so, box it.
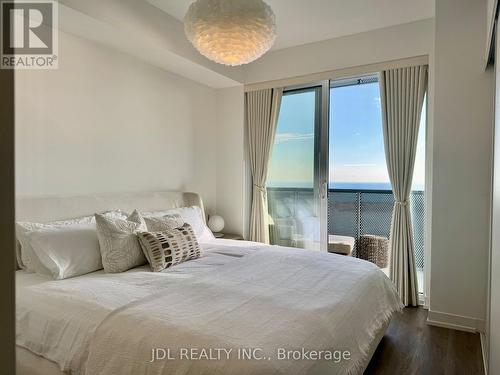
[364,307,484,375]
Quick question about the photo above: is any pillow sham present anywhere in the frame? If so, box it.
[95,210,147,273]
[143,214,185,232]
[16,210,127,275]
[137,223,202,272]
[142,206,214,242]
[26,223,103,280]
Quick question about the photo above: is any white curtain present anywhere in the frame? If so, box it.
[379,65,427,306]
[246,88,283,244]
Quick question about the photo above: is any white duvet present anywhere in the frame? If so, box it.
[16,239,402,375]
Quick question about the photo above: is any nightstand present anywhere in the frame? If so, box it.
[219,233,244,240]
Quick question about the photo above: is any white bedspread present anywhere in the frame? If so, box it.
[17,240,402,375]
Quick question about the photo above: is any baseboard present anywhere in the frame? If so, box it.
[426,310,485,333]
[480,332,488,374]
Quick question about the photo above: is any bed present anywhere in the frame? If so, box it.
[16,191,402,375]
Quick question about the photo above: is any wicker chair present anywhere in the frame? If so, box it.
[358,235,389,268]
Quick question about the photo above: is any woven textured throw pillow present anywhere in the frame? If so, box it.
[95,210,147,273]
[137,223,202,272]
[143,214,185,232]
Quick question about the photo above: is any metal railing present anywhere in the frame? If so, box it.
[267,187,425,268]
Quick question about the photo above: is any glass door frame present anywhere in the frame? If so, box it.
[283,80,330,251]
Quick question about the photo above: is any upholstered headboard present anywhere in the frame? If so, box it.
[16,191,206,223]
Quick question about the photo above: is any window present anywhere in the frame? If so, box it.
[329,79,389,190]
[329,77,426,294]
[268,89,318,189]
[267,87,323,250]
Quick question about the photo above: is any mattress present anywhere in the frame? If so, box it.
[16,323,390,375]
[17,239,402,375]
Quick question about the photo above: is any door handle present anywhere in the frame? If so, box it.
[320,180,328,199]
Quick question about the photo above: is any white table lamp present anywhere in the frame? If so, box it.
[208,215,225,237]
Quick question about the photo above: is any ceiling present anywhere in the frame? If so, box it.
[58,0,434,88]
[147,0,435,51]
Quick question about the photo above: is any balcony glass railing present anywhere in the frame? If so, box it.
[267,187,425,269]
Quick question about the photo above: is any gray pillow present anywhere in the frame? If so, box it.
[143,214,185,232]
[137,223,202,272]
[95,210,147,273]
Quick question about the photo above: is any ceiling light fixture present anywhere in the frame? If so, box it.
[184,0,276,66]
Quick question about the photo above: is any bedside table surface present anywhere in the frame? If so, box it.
[221,233,244,240]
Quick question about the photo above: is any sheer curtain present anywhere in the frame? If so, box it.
[246,88,283,243]
[379,65,428,306]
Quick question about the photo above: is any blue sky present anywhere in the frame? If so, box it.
[268,90,316,186]
[267,82,426,190]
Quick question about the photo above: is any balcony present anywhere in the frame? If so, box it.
[267,187,425,291]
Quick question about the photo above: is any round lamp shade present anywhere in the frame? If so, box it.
[208,215,225,233]
[184,0,276,66]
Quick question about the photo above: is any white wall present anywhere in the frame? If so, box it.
[488,20,500,375]
[215,86,246,236]
[428,0,493,331]
[15,30,218,213]
[58,0,245,88]
[244,19,434,85]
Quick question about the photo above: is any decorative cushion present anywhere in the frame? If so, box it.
[327,235,355,256]
[141,206,214,242]
[95,210,147,273]
[143,214,185,232]
[137,223,202,272]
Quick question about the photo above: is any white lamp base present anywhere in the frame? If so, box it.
[213,232,224,238]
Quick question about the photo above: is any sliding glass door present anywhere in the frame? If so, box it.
[267,82,329,251]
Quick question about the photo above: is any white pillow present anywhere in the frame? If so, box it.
[142,206,214,242]
[26,223,103,280]
[95,210,147,273]
[16,210,127,275]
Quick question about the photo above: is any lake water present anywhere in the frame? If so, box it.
[267,181,424,191]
